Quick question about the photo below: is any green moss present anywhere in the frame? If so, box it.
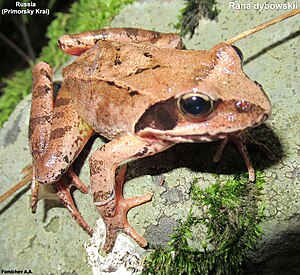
[175,0,219,38]
[142,172,265,275]
[0,0,135,127]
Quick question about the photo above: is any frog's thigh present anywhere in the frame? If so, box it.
[58,28,183,55]
[90,134,171,205]
[32,84,94,184]
[30,62,54,158]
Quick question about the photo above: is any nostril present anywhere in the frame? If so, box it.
[235,100,251,113]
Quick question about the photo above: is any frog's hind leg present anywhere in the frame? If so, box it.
[55,167,93,236]
[30,62,94,235]
[30,165,93,235]
[58,28,183,56]
[90,134,172,252]
[30,62,54,158]
[31,167,93,236]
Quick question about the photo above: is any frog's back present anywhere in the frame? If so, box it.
[62,41,213,139]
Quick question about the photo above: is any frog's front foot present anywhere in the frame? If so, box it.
[95,166,152,252]
[213,130,275,181]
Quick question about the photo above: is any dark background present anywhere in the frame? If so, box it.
[0,0,75,95]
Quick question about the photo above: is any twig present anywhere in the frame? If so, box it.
[18,16,36,60]
[0,32,33,64]
[226,8,300,45]
[0,172,32,204]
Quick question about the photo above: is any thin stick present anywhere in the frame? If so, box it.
[0,172,32,204]
[0,32,33,64]
[226,8,300,45]
[17,16,36,61]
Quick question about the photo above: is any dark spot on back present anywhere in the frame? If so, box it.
[107,81,115,86]
[150,31,162,44]
[126,28,139,38]
[114,53,122,65]
[135,68,148,74]
[144,52,152,58]
[129,90,139,97]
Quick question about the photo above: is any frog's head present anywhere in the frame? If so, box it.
[135,43,272,143]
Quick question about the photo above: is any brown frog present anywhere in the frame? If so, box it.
[28,28,272,252]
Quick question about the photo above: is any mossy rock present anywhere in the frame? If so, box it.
[0,0,299,274]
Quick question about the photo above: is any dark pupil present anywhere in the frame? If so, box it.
[180,95,208,115]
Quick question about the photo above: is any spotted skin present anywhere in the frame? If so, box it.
[58,28,183,56]
[28,27,273,253]
[90,135,172,251]
[30,62,94,235]
[29,28,183,251]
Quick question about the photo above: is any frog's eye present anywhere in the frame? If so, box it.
[232,45,243,61]
[177,92,214,120]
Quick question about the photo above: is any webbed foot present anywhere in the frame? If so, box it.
[31,166,93,236]
[95,166,152,252]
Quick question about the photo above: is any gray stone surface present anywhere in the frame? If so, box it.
[0,0,299,274]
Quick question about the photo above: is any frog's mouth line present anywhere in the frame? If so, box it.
[171,120,266,142]
[138,114,267,143]
[162,131,237,143]
[166,131,243,142]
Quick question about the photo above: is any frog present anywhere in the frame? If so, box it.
[29,28,272,252]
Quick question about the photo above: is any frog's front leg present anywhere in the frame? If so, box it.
[89,134,172,252]
[213,131,275,181]
[30,62,94,235]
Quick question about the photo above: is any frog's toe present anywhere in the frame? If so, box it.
[31,166,93,236]
[31,168,93,236]
[100,192,152,252]
[215,131,275,182]
[97,165,152,252]
[65,166,89,194]
[246,132,275,160]
[31,171,58,213]
[55,178,93,236]
[103,215,148,252]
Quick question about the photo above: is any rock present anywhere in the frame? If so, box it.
[0,1,299,274]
